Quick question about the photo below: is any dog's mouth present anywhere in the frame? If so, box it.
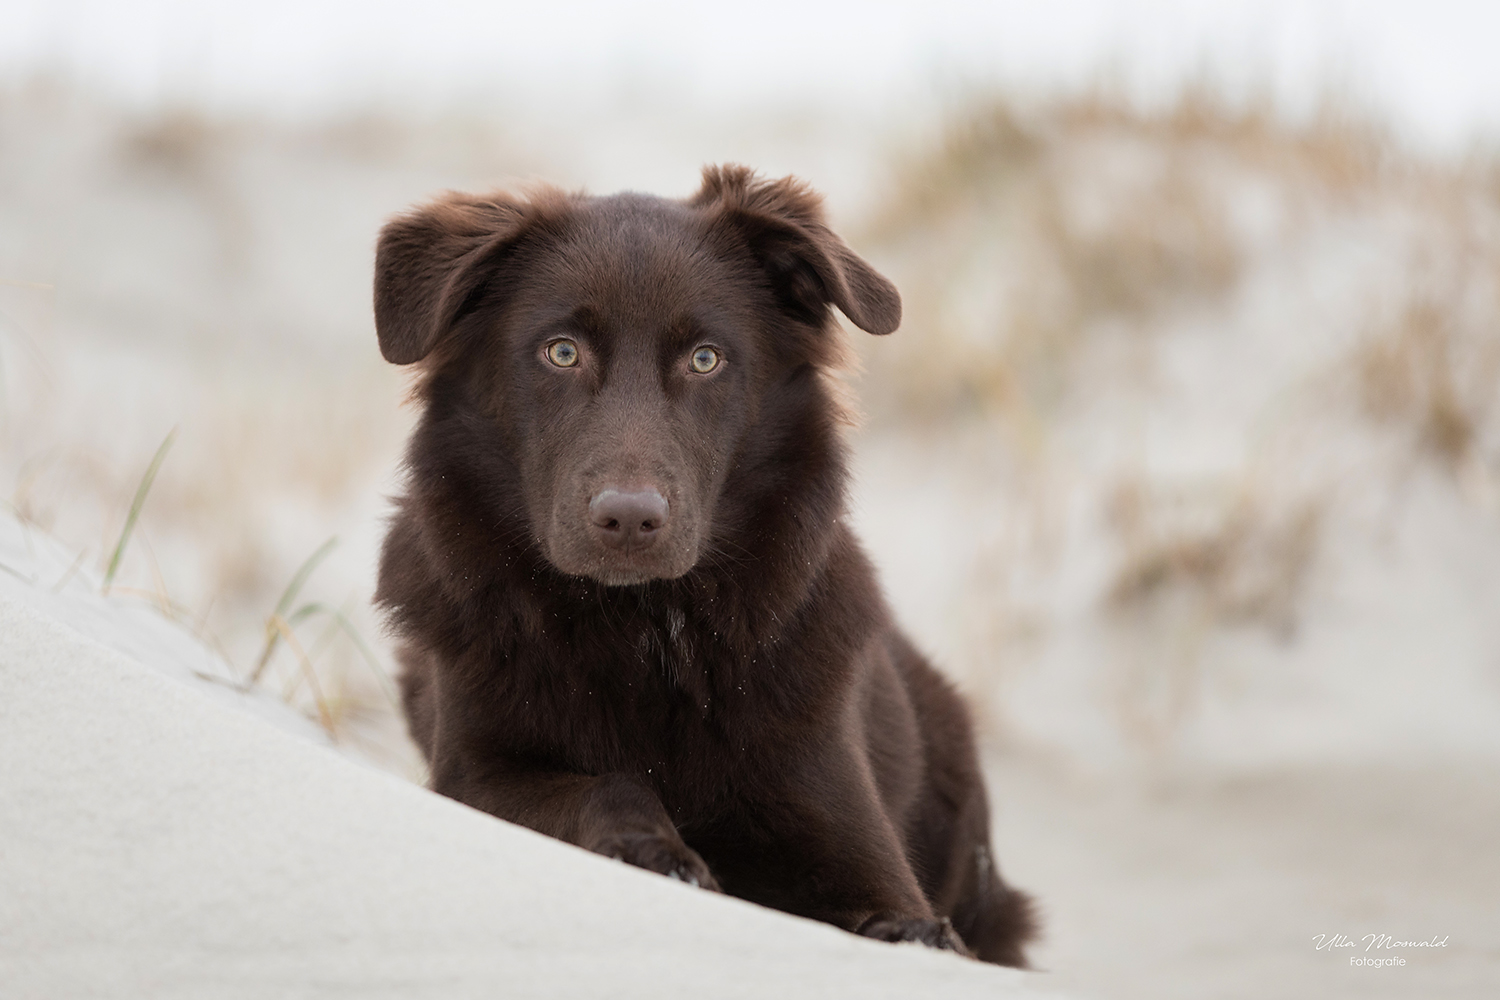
[588,558,690,587]
[552,543,699,587]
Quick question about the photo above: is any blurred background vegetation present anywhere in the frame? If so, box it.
[4,73,1500,775]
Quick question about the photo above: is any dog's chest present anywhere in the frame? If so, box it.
[531,600,761,778]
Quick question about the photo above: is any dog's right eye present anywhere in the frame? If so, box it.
[546,339,580,367]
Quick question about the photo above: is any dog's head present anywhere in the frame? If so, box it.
[375,165,900,587]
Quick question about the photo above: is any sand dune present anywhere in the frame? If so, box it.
[0,561,1058,999]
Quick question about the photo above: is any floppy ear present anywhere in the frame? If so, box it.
[373,192,533,364]
[694,164,901,335]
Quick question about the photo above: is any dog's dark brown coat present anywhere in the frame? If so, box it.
[373,165,1035,965]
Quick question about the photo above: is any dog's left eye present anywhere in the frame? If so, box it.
[546,339,580,367]
[689,347,720,374]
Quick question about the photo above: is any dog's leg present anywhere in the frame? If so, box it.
[730,741,971,957]
[431,761,720,890]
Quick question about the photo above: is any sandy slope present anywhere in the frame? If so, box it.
[0,591,1062,1000]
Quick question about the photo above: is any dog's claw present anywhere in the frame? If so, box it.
[859,916,973,958]
[593,831,721,892]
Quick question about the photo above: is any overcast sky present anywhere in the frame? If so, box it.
[8,0,1500,151]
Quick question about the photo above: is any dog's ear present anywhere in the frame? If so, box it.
[694,164,901,335]
[374,192,533,365]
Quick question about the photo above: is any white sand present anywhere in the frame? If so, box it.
[0,590,1062,999]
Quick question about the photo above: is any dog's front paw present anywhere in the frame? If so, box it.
[593,830,721,891]
[858,915,973,957]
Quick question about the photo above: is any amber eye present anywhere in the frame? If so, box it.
[546,339,580,367]
[690,346,720,374]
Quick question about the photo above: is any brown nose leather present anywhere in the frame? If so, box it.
[589,488,669,550]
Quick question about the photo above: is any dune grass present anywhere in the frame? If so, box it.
[859,84,1500,752]
[102,429,175,594]
[247,536,399,736]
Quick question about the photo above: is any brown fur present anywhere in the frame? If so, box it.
[372,164,1036,965]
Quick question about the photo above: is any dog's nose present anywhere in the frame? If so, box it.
[589,488,669,550]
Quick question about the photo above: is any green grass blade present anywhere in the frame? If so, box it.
[273,537,338,620]
[247,537,339,687]
[289,600,401,712]
[103,429,175,594]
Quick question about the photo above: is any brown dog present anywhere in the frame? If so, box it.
[372,165,1036,965]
